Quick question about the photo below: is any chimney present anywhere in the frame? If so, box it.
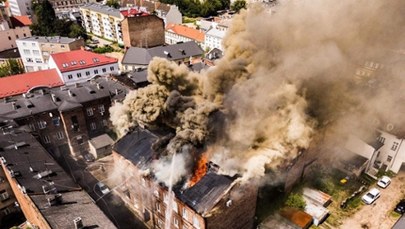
[73,217,84,229]
[68,90,73,97]
[11,102,17,110]
[51,94,57,102]
[96,83,101,90]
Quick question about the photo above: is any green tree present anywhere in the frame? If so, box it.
[106,0,120,9]
[285,193,306,210]
[0,59,25,77]
[231,0,246,13]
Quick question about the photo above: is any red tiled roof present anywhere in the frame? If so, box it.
[120,8,149,17]
[166,23,205,43]
[10,16,32,27]
[51,50,118,73]
[0,69,64,99]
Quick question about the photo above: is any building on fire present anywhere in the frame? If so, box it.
[112,127,258,229]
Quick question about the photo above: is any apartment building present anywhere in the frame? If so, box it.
[165,24,205,48]
[0,126,117,228]
[0,163,18,226]
[80,4,124,44]
[0,76,127,158]
[49,0,97,12]
[112,127,258,229]
[204,26,226,51]
[0,26,31,52]
[48,49,119,85]
[16,36,85,72]
[8,0,32,16]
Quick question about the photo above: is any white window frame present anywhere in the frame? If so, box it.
[86,107,94,116]
[98,105,105,113]
[37,121,47,129]
[56,131,64,140]
[43,135,51,144]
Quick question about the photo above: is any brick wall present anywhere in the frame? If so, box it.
[121,15,165,49]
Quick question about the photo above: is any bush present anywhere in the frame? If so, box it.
[285,193,306,210]
[93,45,115,54]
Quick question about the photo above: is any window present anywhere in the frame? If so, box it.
[56,131,64,140]
[26,58,33,62]
[61,45,65,49]
[110,66,115,71]
[154,189,159,197]
[33,50,40,55]
[77,136,83,144]
[182,208,188,219]
[16,35,19,38]
[387,155,393,162]
[85,71,90,76]
[31,43,36,47]
[43,135,51,144]
[37,121,47,129]
[99,105,105,113]
[68,74,73,79]
[8,36,11,40]
[102,68,106,73]
[156,203,161,212]
[94,69,99,74]
[392,142,399,151]
[193,216,200,229]
[90,122,96,130]
[29,123,36,131]
[2,207,11,215]
[52,117,60,126]
[102,119,108,126]
[23,49,30,55]
[87,107,94,116]
[35,58,42,63]
[23,42,27,46]
[378,136,385,144]
[0,190,9,201]
[23,33,26,37]
[173,201,178,213]
[174,218,179,228]
[77,73,82,78]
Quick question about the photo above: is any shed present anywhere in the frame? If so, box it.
[280,208,313,229]
[302,188,332,207]
[88,134,115,158]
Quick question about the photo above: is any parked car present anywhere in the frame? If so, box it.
[96,182,110,195]
[395,199,405,214]
[377,176,391,188]
[362,188,380,204]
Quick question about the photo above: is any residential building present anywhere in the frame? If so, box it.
[112,127,258,229]
[0,126,117,229]
[49,0,97,13]
[121,41,203,71]
[48,49,119,85]
[80,3,124,44]
[0,76,128,158]
[0,69,64,99]
[0,48,22,67]
[16,36,85,72]
[204,26,226,51]
[0,26,31,53]
[0,161,19,225]
[165,23,205,48]
[121,13,165,49]
[8,0,32,16]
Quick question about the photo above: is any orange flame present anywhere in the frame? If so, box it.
[188,153,208,187]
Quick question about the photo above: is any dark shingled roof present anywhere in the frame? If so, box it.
[122,41,203,65]
[178,172,234,215]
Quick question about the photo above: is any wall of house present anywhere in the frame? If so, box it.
[165,6,182,25]
[376,131,402,172]
[0,166,18,223]
[165,31,193,45]
[40,39,85,64]
[9,0,32,16]
[0,27,30,53]
[205,184,257,229]
[0,163,50,229]
[121,15,165,49]
[82,97,111,138]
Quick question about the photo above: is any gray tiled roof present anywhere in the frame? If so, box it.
[122,41,203,65]
[81,3,122,18]
[17,36,80,44]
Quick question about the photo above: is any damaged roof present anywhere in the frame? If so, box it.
[178,172,235,215]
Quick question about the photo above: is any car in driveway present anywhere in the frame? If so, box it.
[377,176,391,188]
[395,199,405,214]
[362,188,380,204]
[96,182,110,195]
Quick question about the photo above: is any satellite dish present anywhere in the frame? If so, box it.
[386,123,394,131]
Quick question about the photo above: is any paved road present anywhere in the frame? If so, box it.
[57,153,147,229]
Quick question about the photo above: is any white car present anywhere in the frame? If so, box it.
[377,176,391,188]
[96,182,110,195]
[362,188,380,204]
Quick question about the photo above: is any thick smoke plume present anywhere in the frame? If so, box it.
[111,0,405,186]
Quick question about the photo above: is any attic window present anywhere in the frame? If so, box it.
[62,63,69,68]
[179,49,185,55]
[79,60,86,65]
[71,61,77,65]
[93,58,100,63]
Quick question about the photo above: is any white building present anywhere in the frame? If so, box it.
[204,26,226,51]
[8,0,32,16]
[48,49,118,85]
[16,36,85,72]
[80,3,124,45]
[165,23,205,48]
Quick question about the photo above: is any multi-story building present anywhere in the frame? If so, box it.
[8,0,32,16]
[0,76,127,158]
[16,36,85,72]
[49,0,96,13]
[0,161,18,225]
[0,26,31,52]
[48,49,119,85]
[165,24,205,48]
[204,26,226,51]
[122,41,203,71]
[0,126,117,228]
[121,13,165,49]
[80,4,124,44]
[112,128,258,229]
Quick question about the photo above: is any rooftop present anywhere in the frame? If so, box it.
[279,208,313,229]
[10,16,32,27]
[122,41,203,65]
[166,24,205,43]
[81,3,122,18]
[51,49,118,73]
[206,26,226,38]
[17,36,80,44]
[0,69,64,99]
[0,130,116,228]
[0,48,21,59]
[0,77,128,120]
[120,8,149,17]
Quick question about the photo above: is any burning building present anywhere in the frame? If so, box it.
[112,127,258,229]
